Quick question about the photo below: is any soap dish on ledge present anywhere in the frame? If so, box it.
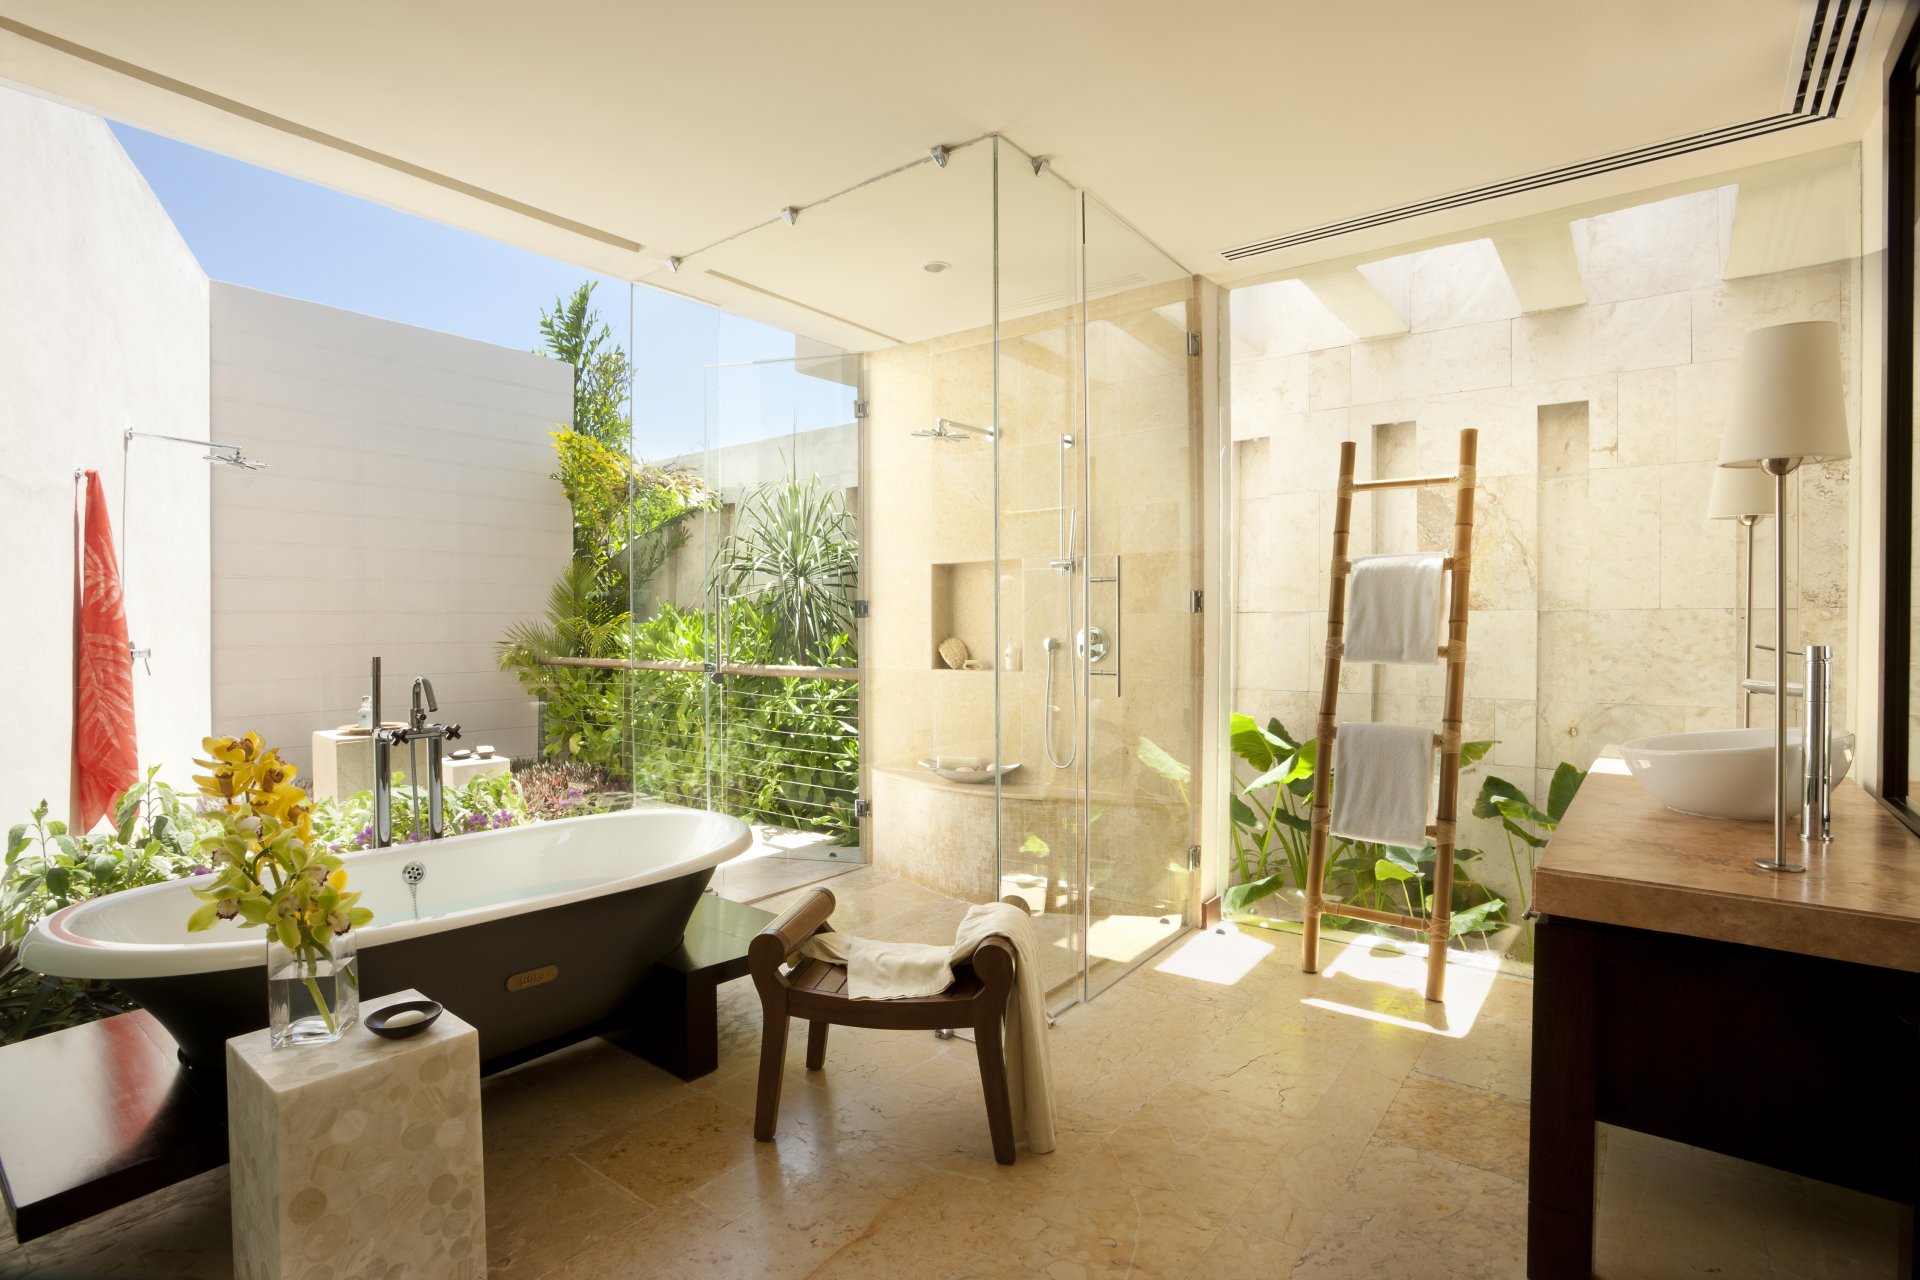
[367,999,443,1039]
[918,759,1021,785]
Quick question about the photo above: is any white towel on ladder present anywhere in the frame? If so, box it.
[1345,553,1446,664]
[1331,722,1435,848]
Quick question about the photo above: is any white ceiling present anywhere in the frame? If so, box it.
[0,0,1897,348]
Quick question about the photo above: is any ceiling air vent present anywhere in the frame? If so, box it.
[1220,0,1876,263]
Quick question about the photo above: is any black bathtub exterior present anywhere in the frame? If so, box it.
[117,865,714,1089]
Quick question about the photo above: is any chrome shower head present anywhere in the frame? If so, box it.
[914,418,995,442]
[206,449,268,470]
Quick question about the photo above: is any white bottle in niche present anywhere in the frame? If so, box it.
[1003,641,1021,672]
[357,695,374,730]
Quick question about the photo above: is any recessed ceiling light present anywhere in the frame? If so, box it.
[922,260,951,274]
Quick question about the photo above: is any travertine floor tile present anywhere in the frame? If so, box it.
[0,863,1897,1280]
[1374,1074,1531,1183]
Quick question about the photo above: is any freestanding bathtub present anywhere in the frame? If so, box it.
[20,806,753,1087]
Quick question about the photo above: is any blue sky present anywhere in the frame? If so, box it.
[111,123,853,461]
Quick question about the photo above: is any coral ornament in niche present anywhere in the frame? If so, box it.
[74,469,139,832]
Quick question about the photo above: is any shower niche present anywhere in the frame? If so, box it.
[929,560,1019,671]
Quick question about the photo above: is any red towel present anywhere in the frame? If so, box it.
[75,470,138,832]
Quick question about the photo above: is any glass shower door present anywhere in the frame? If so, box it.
[1078,195,1202,999]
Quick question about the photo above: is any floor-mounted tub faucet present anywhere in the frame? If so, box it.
[368,657,463,848]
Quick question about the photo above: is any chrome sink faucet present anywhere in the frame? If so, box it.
[1743,644,1835,841]
[368,657,462,848]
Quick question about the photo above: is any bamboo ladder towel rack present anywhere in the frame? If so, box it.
[1301,427,1478,1004]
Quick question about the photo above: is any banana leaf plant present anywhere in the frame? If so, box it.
[1223,714,1505,938]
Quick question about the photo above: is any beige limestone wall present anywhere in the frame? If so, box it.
[1231,186,1861,911]
[863,280,1202,917]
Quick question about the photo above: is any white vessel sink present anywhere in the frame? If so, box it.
[1617,728,1855,821]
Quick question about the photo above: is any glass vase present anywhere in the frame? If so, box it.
[267,929,359,1048]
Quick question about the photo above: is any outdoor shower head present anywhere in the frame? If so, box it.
[127,431,268,470]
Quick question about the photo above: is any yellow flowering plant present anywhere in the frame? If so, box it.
[185,732,371,1033]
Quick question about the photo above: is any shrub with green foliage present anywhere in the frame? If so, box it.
[310,772,528,852]
[627,600,860,841]
[1224,715,1509,939]
[2,770,209,1044]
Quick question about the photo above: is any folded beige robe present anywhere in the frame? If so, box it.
[796,901,1056,1153]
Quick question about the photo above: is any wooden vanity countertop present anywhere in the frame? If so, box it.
[1534,769,1920,972]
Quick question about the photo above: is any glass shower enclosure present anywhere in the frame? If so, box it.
[632,135,1203,1011]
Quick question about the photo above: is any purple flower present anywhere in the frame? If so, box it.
[189,864,212,877]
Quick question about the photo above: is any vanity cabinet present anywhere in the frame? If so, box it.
[1528,772,1920,1278]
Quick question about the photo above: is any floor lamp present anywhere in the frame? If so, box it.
[1716,320,1849,874]
[1706,466,1776,728]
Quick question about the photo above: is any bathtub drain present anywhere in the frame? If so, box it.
[402,861,426,920]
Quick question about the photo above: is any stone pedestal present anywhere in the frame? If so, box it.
[442,754,509,790]
[227,989,485,1279]
[310,729,377,803]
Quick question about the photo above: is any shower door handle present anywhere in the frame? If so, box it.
[1086,555,1121,697]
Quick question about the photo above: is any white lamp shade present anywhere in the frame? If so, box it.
[1706,465,1776,519]
[1718,320,1849,467]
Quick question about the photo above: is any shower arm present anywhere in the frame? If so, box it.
[115,429,267,672]
[125,429,251,455]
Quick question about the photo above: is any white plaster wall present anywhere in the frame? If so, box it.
[209,284,573,777]
[0,86,211,829]
[1230,178,1863,912]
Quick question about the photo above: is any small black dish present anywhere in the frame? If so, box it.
[366,999,443,1040]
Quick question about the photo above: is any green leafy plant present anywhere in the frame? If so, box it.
[498,562,636,772]
[627,600,860,841]
[1223,714,1506,939]
[2,769,210,1044]
[538,281,635,453]
[550,428,712,598]
[311,771,528,852]
[717,476,859,665]
[1472,762,1586,955]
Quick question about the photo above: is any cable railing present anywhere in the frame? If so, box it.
[530,656,861,843]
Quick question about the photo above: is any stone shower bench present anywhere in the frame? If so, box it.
[0,892,772,1242]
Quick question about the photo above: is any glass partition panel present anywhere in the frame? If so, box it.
[992,138,1085,1009]
[1078,196,1202,999]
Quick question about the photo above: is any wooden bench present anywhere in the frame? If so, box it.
[748,889,1026,1164]
[615,893,775,1081]
[0,1008,226,1243]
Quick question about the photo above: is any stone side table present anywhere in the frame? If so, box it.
[227,989,486,1279]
